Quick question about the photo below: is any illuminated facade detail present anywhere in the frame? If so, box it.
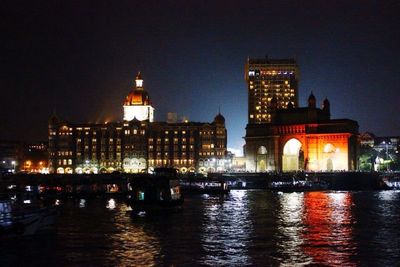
[147,113,227,173]
[123,72,155,122]
[48,115,226,174]
[245,57,299,124]
[245,93,359,172]
[48,72,228,174]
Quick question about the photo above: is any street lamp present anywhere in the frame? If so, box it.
[11,161,16,173]
[382,141,391,171]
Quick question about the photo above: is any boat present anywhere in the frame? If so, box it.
[268,179,329,192]
[0,191,59,237]
[180,178,230,194]
[126,168,184,215]
[379,174,400,190]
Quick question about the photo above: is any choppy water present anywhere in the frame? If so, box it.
[1,190,400,266]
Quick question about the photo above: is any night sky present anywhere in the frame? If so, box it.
[1,1,399,155]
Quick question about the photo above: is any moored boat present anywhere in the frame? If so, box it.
[268,179,329,192]
[0,192,59,237]
[126,169,184,215]
[180,179,230,194]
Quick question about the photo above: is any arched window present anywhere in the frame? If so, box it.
[257,146,267,155]
[282,138,302,171]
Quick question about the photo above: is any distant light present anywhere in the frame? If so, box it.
[106,198,116,210]
[79,199,86,208]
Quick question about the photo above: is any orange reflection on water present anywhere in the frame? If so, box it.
[302,192,356,266]
[106,202,161,266]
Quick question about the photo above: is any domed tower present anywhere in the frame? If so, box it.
[213,112,225,125]
[322,97,331,117]
[123,72,155,122]
[308,91,316,108]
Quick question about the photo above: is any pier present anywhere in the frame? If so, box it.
[0,171,389,195]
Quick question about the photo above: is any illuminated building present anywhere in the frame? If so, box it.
[245,93,359,172]
[0,141,48,173]
[123,72,155,122]
[48,72,227,174]
[147,114,227,173]
[245,57,299,124]
[48,116,148,174]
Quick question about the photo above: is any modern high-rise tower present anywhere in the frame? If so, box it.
[245,57,299,124]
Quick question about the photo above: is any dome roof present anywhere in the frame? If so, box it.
[123,71,152,106]
[124,89,151,106]
[214,113,225,124]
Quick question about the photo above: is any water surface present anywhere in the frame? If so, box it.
[1,190,400,266]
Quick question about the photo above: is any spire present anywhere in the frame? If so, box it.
[308,91,316,108]
[135,71,143,88]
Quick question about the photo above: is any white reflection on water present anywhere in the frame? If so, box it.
[106,198,116,210]
[276,193,311,265]
[200,190,253,266]
[79,198,86,208]
[371,190,400,264]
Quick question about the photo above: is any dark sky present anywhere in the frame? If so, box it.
[1,1,399,154]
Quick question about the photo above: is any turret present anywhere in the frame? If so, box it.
[308,91,316,108]
[322,97,331,117]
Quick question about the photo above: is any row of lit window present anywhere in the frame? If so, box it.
[149,144,195,150]
[77,138,121,144]
[148,159,194,165]
[200,131,214,135]
[250,114,272,119]
[199,152,215,156]
[248,70,295,76]
[58,151,73,156]
[124,129,145,135]
[252,88,294,93]
[164,130,187,135]
[58,159,72,166]
[149,138,194,144]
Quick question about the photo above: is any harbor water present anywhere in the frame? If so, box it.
[1,190,400,266]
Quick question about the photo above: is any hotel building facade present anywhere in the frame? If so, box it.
[48,73,227,174]
[245,57,299,124]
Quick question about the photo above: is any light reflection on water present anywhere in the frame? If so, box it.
[302,192,356,266]
[201,190,253,266]
[1,191,400,266]
[276,192,310,265]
